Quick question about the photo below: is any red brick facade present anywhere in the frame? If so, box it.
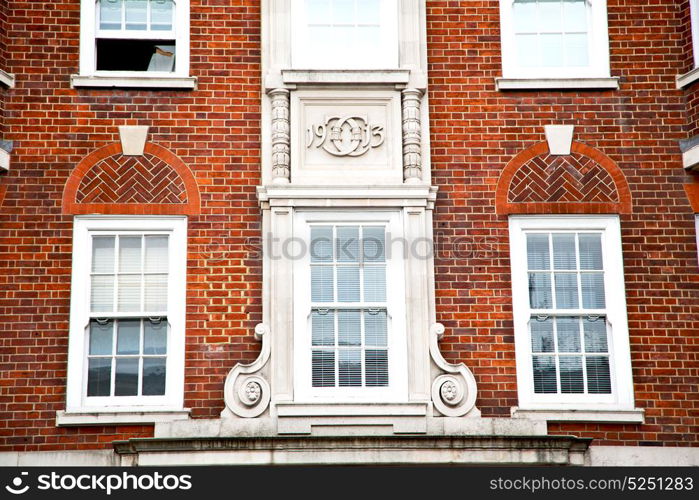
[0,0,697,454]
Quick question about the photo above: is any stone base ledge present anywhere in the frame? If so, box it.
[154,416,547,439]
[56,409,191,427]
[495,77,620,91]
[511,408,645,424]
[114,434,591,466]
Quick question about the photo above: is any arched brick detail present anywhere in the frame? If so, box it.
[495,141,632,215]
[62,143,201,215]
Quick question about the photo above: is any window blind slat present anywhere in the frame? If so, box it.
[92,236,115,273]
[337,310,361,346]
[559,356,584,394]
[90,275,115,313]
[118,236,142,273]
[117,275,141,312]
[145,235,168,273]
[338,349,362,387]
[144,274,168,311]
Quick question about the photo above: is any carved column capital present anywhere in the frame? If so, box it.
[402,88,423,184]
[269,88,291,184]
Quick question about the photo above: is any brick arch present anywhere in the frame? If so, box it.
[62,142,200,215]
[495,141,632,215]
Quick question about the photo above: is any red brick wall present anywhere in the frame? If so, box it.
[0,0,263,452]
[428,0,699,445]
[0,0,697,453]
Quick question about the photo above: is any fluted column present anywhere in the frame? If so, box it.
[269,88,290,184]
[402,88,423,183]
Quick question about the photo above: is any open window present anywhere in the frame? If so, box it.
[75,0,193,87]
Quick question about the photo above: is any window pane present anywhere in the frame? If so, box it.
[586,356,612,394]
[339,349,362,387]
[91,275,114,313]
[366,350,388,387]
[114,358,139,396]
[363,265,386,302]
[100,0,123,30]
[362,226,385,262]
[583,317,608,353]
[532,355,557,393]
[565,33,588,66]
[578,234,603,270]
[125,0,148,30]
[307,0,331,24]
[513,0,537,33]
[556,316,581,353]
[581,273,605,309]
[311,310,335,346]
[364,309,387,346]
[144,319,167,354]
[92,236,115,273]
[145,236,168,273]
[530,317,554,353]
[516,34,539,67]
[119,236,142,273]
[356,0,381,25]
[142,357,167,395]
[116,319,141,355]
[145,274,168,311]
[89,320,113,356]
[528,272,553,309]
[526,234,550,270]
[337,310,361,346]
[117,275,141,312]
[87,358,112,396]
[311,266,334,302]
[310,226,333,262]
[552,233,576,270]
[312,350,335,387]
[337,266,360,302]
[559,356,584,393]
[554,273,579,309]
[541,33,564,66]
[336,226,359,262]
[538,0,563,32]
[332,0,354,24]
[563,0,588,32]
[150,0,174,31]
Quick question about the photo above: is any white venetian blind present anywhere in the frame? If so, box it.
[90,234,169,315]
[526,231,611,395]
[309,224,389,388]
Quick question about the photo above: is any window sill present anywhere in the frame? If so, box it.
[71,74,197,90]
[677,67,699,89]
[56,409,191,427]
[281,69,411,86]
[0,69,15,88]
[511,407,645,424]
[495,77,620,91]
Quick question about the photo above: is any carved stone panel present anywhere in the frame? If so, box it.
[291,89,402,185]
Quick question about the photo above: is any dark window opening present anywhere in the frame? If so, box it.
[96,39,176,72]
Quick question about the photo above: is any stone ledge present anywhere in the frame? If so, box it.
[0,69,15,88]
[71,74,197,90]
[281,69,411,86]
[495,77,620,91]
[511,408,645,424]
[113,434,591,466]
[677,67,699,89]
[56,409,191,427]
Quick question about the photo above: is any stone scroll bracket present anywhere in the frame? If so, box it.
[429,323,480,417]
[402,88,423,184]
[223,324,272,418]
[269,88,291,184]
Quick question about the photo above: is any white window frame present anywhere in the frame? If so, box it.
[499,0,611,80]
[290,0,399,69]
[65,216,187,413]
[77,0,191,84]
[293,210,408,402]
[509,215,635,411]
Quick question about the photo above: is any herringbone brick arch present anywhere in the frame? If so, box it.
[495,141,632,215]
[62,142,200,215]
